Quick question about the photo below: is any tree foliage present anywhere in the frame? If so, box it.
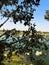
[0,0,48,65]
[45,10,49,21]
[0,0,40,27]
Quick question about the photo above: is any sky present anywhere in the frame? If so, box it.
[0,0,49,32]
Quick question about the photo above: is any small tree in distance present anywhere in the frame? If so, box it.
[45,10,49,21]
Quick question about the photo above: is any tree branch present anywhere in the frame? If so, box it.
[0,17,9,27]
[0,10,17,28]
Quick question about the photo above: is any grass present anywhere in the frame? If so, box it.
[4,61,26,65]
[4,61,16,65]
[3,51,49,65]
[3,53,49,65]
[3,55,49,65]
[3,55,26,65]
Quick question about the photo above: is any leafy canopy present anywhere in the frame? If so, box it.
[45,10,49,21]
[0,0,40,27]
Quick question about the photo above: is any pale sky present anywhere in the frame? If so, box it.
[0,0,49,32]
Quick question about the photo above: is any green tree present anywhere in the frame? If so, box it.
[0,0,48,65]
[45,10,49,21]
[0,0,40,27]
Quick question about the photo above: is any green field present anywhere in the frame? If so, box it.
[4,61,25,65]
[3,55,49,65]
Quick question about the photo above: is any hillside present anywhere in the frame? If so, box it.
[0,29,49,37]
